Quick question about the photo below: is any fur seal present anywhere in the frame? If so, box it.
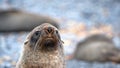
[0,9,59,32]
[16,23,65,68]
[73,34,120,63]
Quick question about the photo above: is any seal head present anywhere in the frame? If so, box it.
[25,23,62,52]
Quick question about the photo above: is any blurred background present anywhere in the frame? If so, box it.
[0,0,120,68]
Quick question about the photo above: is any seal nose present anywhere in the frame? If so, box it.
[47,27,52,33]
[46,27,53,33]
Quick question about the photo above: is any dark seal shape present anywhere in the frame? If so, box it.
[0,9,59,32]
[16,23,65,68]
[74,34,120,63]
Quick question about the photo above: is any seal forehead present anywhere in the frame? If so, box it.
[33,23,58,31]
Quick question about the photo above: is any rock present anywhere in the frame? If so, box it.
[74,34,120,63]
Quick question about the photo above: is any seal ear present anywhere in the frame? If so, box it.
[61,40,64,44]
[24,39,29,45]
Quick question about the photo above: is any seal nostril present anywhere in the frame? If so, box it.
[47,27,53,33]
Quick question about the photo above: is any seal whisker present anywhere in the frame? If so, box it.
[33,35,43,53]
[33,42,38,53]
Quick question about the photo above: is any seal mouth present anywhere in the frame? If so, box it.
[43,38,56,48]
[44,39,55,47]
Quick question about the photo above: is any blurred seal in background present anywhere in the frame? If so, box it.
[16,23,65,68]
[73,34,120,63]
[0,9,59,32]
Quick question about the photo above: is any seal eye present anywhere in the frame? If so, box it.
[56,30,60,39]
[31,31,41,44]
[56,30,58,34]
[35,31,41,36]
